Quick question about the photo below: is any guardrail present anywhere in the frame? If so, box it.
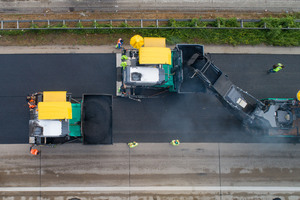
[1,18,300,30]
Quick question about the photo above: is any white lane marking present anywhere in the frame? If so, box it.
[1,186,300,192]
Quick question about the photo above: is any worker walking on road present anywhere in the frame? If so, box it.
[128,141,138,148]
[116,38,123,49]
[267,63,285,74]
[170,139,180,146]
[30,145,39,155]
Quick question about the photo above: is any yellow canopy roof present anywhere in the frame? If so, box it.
[130,35,144,49]
[144,37,166,47]
[43,91,67,102]
[38,102,72,120]
[139,47,171,65]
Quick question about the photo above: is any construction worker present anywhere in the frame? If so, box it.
[27,94,37,109]
[28,102,36,109]
[30,145,39,155]
[118,84,126,94]
[121,61,127,70]
[115,38,123,49]
[121,55,128,61]
[170,139,180,146]
[128,141,138,148]
[267,63,285,74]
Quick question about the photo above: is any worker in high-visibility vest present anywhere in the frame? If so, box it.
[116,38,123,49]
[30,145,39,155]
[121,55,128,61]
[121,61,127,70]
[170,139,180,146]
[128,141,138,148]
[28,102,36,109]
[27,95,36,109]
[268,63,285,74]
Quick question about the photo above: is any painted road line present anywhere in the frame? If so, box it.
[1,186,300,192]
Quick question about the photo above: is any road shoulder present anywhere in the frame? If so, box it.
[0,45,299,54]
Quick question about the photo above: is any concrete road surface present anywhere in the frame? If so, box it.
[1,143,300,199]
[0,0,299,13]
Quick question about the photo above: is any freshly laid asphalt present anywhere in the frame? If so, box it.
[0,53,299,144]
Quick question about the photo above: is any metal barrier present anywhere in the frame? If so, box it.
[0,18,299,30]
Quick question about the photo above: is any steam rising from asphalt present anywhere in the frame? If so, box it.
[158,93,247,143]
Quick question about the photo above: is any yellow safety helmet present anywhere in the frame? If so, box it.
[297,90,300,101]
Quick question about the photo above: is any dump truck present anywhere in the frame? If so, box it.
[176,44,300,136]
[28,91,113,145]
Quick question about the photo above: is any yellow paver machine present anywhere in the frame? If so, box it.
[28,91,112,145]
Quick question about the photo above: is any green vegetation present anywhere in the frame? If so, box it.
[1,16,299,46]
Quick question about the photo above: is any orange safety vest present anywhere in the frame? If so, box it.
[30,148,39,155]
[28,102,36,109]
[118,38,122,44]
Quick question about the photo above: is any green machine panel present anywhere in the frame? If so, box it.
[69,103,81,137]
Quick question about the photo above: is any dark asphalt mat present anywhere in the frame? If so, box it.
[0,53,299,144]
[82,94,113,144]
[0,54,116,97]
[113,93,246,142]
[0,97,29,143]
[211,54,300,99]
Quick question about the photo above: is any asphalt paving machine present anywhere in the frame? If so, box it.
[176,44,300,136]
[28,91,113,145]
[116,35,184,99]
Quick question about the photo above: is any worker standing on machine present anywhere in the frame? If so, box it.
[121,55,128,61]
[267,63,285,74]
[121,61,127,70]
[170,140,180,146]
[27,94,36,110]
[121,54,128,70]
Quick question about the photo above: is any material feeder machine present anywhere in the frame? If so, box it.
[176,44,300,137]
[27,91,113,147]
[116,35,184,99]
